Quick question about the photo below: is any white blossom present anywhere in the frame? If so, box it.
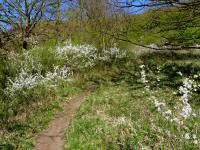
[193,75,198,79]
[56,40,126,67]
[139,64,199,144]
[6,65,71,94]
[185,133,190,140]
[164,110,172,116]
[154,100,166,111]
[179,78,194,119]
[193,134,197,139]
[194,140,198,145]
[140,65,150,91]
[177,71,183,76]
[5,41,126,95]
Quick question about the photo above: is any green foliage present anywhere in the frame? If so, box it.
[149,8,200,47]
[65,83,200,149]
[2,41,200,149]
[65,51,200,149]
[181,27,200,46]
[0,37,130,148]
[2,2,200,148]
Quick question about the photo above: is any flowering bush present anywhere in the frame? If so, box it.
[4,40,127,96]
[139,64,200,146]
[56,40,98,68]
[5,66,71,95]
[56,40,127,69]
[98,46,127,61]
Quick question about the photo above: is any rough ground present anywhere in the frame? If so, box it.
[32,91,91,150]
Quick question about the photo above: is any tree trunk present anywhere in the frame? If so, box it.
[23,27,30,49]
[56,0,61,38]
[23,40,28,49]
[0,38,3,49]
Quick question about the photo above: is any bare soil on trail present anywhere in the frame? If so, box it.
[32,91,91,150]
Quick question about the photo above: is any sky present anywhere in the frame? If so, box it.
[116,0,157,15]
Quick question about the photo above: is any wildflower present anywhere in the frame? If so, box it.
[139,65,145,68]
[56,40,126,68]
[192,113,197,117]
[140,65,150,91]
[172,117,181,124]
[44,66,71,81]
[119,117,126,124]
[180,104,192,118]
[6,68,42,92]
[194,140,198,145]
[150,96,156,100]
[138,64,199,145]
[193,134,197,139]
[109,47,127,58]
[162,109,172,120]
[179,78,194,119]
[177,71,183,76]
[157,66,161,72]
[185,133,190,140]
[5,41,127,96]
[193,75,198,79]
[164,110,172,116]
[154,100,165,111]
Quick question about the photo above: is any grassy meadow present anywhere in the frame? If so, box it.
[1,3,200,149]
[0,38,200,149]
[65,51,200,149]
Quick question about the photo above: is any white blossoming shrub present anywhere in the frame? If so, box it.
[56,40,98,69]
[55,40,127,69]
[98,46,127,61]
[8,50,42,76]
[6,69,42,93]
[139,64,200,146]
[5,66,71,95]
[5,40,127,96]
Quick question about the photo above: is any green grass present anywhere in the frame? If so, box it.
[65,53,200,149]
[65,81,200,149]
[1,38,200,149]
[0,80,83,149]
[0,42,131,149]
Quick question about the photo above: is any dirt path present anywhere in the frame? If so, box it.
[32,91,91,150]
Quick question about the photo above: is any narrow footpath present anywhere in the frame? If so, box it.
[32,91,91,150]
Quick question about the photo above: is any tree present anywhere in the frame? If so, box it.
[108,0,200,50]
[0,0,51,49]
[72,0,125,49]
